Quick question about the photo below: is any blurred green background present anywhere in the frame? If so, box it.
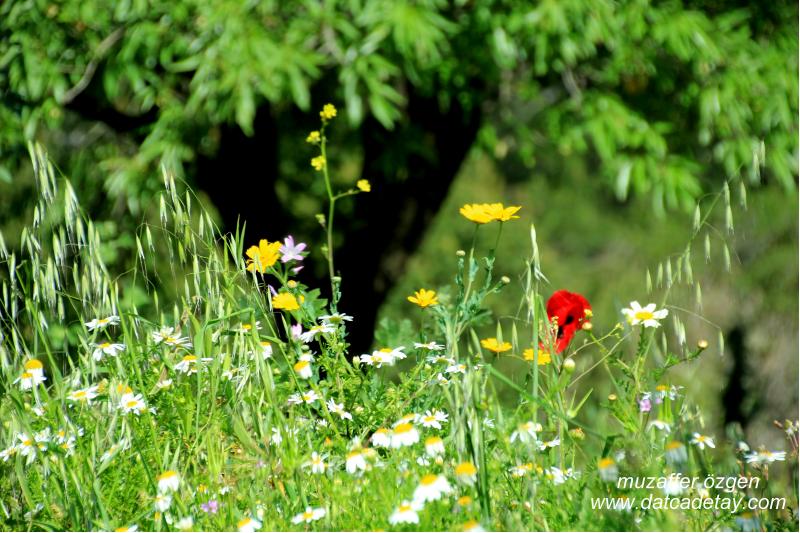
[1,1,797,451]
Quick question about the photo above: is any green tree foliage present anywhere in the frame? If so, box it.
[1,0,797,349]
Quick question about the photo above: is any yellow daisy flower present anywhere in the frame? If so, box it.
[480,337,512,353]
[272,292,300,311]
[245,239,281,273]
[407,289,438,308]
[459,204,493,224]
[523,348,551,365]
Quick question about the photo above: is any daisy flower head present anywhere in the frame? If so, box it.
[445,363,466,375]
[287,390,319,405]
[154,493,172,512]
[407,288,439,308]
[390,422,420,448]
[152,326,192,349]
[745,449,787,465]
[92,341,125,361]
[462,519,486,532]
[174,355,212,375]
[413,473,452,503]
[257,341,273,359]
[418,409,449,429]
[370,428,392,448]
[245,239,281,273]
[454,461,478,485]
[622,301,668,328]
[304,452,327,474]
[156,470,180,493]
[118,392,147,415]
[646,420,672,433]
[235,321,261,334]
[280,235,307,263]
[510,421,541,444]
[690,433,715,450]
[23,358,45,379]
[299,324,335,343]
[175,517,194,531]
[292,506,326,524]
[67,385,99,404]
[545,466,572,485]
[326,399,353,420]
[293,359,313,379]
[237,516,262,533]
[480,337,512,354]
[389,500,422,525]
[509,463,535,478]
[17,433,38,463]
[345,449,369,474]
[665,441,688,465]
[14,370,46,390]
[85,315,120,331]
[424,436,445,457]
[415,341,445,351]
[319,313,353,326]
[483,203,521,222]
[598,458,619,482]
[114,526,138,532]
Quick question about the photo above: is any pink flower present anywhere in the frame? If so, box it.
[280,236,307,263]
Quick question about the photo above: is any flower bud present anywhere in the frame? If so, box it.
[569,427,585,440]
[287,280,298,289]
[501,276,510,284]
[456,250,466,257]
[608,394,618,402]
[582,321,593,331]
[697,339,708,349]
[563,358,576,373]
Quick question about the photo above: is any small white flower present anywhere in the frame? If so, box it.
[435,373,450,385]
[413,474,452,503]
[455,461,478,485]
[287,390,319,405]
[424,436,445,457]
[67,385,99,405]
[621,301,668,328]
[662,474,685,496]
[14,371,46,390]
[427,354,455,365]
[319,313,353,326]
[745,450,787,465]
[690,433,715,450]
[156,470,181,493]
[92,341,125,361]
[389,500,422,525]
[85,315,120,331]
[293,359,313,379]
[326,400,353,421]
[345,449,368,474]
[510,421,540,444]
[546,466,571,485]
[234,322,261,334]
[390,423,420,448]
[175,516,194,531]
[509,463,535,478]
[646,420,672,433]
[415,341,445,351]
[174,355,212,375]
[157,378,173,389]
[304,452,327,474]
[299,324,335,343]
[540,437,560,450]
[0,445,17,462]
[418,409,448,429]
[154,493,172,512]
[370,428,392,448]
[445,363,466,374]
[598,458,619,482]
[665,441,688,465]
[118,392,147,415]
[152,326,192,349]
[258,341,273,359]
[291,507,326,524]
[237,516,262,533]
[16,433,38,463]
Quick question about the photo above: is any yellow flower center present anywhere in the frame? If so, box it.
[74,390,87,398]
[99,342,111,349]
[455,462,477,476]
[420,474,438,486]
[635,310,654,321]
[24,359,43,370]
[598,458,615,469]
[666,441,683,450]
[399,504,413,513]
[393,423,413,434]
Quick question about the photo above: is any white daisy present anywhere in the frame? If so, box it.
[621,301,668,328]
[418,409,449,429]
[745,450,787,465]
[389,500,422,525]
[156,470,181,493]
[345,449,368,474]
[304,452,327,474]
[646,420,672,433]
[424,436,445,457]
[14,371,46,390]
[445,363,466,374]
[427,354,455,365]
[257,341,273,359]
[455,461,478,485]
[152,326,192,349]
[412,473,452,503]
[414,341,445,351]
[287,391,319,405]
[174,355,212,375]
[118,393,147,415]
[291,507,326,524]
[370,428,392,448]
[690,433,715,450]
[237,517,262,533]
[154,493,172,512]
[299,324,335,343]
[67,385,99,405]
[293,360,313,380]
[92,341,125,361]
[85,315,120,331]
[326,400,353,421]
[509,463,535,478]
[510,421,540,444]
[319,313,353,326]
[390,423,420,448]
[234,322,261,334]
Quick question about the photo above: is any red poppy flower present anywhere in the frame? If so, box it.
[545,290,592,353]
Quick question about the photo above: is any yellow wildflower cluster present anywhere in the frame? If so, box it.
[357,179,371,192]
[459,203,521,224]
[320,103,337,121]
[311,155,326,171]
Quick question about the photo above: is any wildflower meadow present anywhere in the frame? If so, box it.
[0,104,797,532]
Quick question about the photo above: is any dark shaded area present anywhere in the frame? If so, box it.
[722,326,751,427]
